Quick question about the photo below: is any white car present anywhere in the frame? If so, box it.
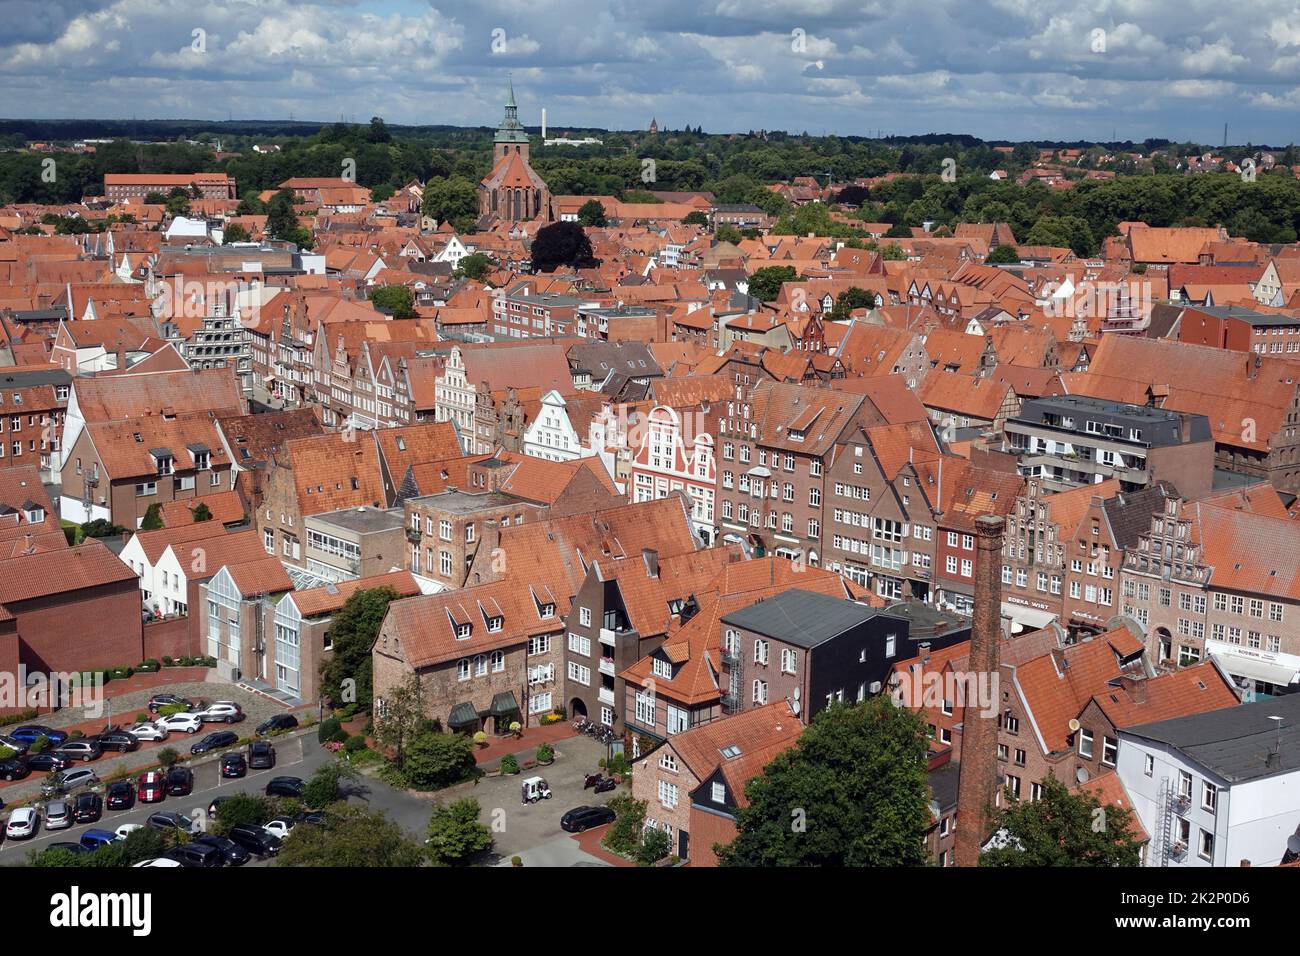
[114,823,144,841]
[5,807,38,839]
[155,713,202,734]
[132,858,182,868]
[263,817,296,840]
[128,722,169,742]
[193,702,244,724]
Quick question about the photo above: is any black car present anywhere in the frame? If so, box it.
[146,811,194,835]
[94,730,139,753]
[220,753,247,778]
[208,795,232,819]
[164,843,224,868]
[22,752,71,773]
[48,842,92,855]
[255,714,299,737]
[560,806,617,833]
[72,792,103,823]
[105,781,135,811]
[264,776,305,798]
[295,809,330,827]
[192,834,250,866]
[227,823,282,858]
[0,758,29,781]
[248,741,276,769]
[191,731,239,755]
[165,766,194,796]
[147,694,194,714]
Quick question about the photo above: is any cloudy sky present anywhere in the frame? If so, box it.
[2,0,1299,144]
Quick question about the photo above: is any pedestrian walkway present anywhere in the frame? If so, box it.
[474,722,578,767]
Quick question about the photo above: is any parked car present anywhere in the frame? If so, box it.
[42,768,98,797]
[72,792,103,823]
[114,823,144,841]
[193,701,245,724]
[192,730,239,755]
[560,805,617,833]
[0,758,29,781]
[5,807,38,839]
[105,781,135,811]
[165,766,194,796]
[262,816,295,840]
[295,809,330,827]
[264,776,305,798]
[50,739,103,763]
[48,842,92,855]
[248,741,276,769]
[133,858,182,868]
[44,798,72,830]
[227,823,282,858]
[220,753,247,778]
[137,771,166,804]
[192,834,250,866]
[146,811,195,836]
[79,828,117,851]
[255,714,299,737]
[155,713,202,734]
[94,730,139,753]
[0,734,31,755]
[9,725,68,746]
[127,722,169,742]
[164,842,224,868]
[147,694,194,714]
[208,795,232,819]
[22,752,71,773]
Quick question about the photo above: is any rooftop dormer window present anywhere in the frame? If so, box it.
[454,622,471,640]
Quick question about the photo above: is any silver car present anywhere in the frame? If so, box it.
[44,798,71,830]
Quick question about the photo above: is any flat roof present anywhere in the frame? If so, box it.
[307,505,405,534]
[721,588,893,648]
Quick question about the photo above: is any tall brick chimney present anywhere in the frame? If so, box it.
[953,514,1005,867]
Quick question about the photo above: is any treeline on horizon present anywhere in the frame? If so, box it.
[1,116,1297,255]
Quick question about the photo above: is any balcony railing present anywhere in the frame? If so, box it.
[599,658,615,676]
[598,686,615,706]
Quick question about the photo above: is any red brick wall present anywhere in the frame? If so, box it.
[12,579,144,672]
[688,807,738,867]
[143,615,195,662]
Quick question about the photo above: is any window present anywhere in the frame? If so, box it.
[528,634,551,656]
[634,690,655,725]
[658,752,678,772]
[1102,736,1118,767]
[439,550,453,577]
[1078,728,1094,760]
[567,661,591,686]
[568,632,591,656]
[752,679,768,704]
[711,782,726,803]
[1202,781,1217,813]
[439,519,452,541]
[1144,754,1154,777]
[753,640,768,665]
[580,607,592,627]
[1177,770,1192,800]
[780,648,796,674]
[658,780,678,809]
[666,705,688,735]
[652,657,672,680]
[474,655,488,677]
[1198,828,1214,861]
[457,659,471,681]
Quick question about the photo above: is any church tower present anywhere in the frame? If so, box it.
[493,75,531,165]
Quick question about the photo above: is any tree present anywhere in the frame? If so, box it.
[266,188,307,247]
[833,184,871,207]
[164,187,191,219]
[454,252,493,281]
[987,244,1020,264]
[829,286,879,319]
[319,586,399,709]
[140,503,164,531]
[602,794,648,857]
[401,728,477,790]
[577,199,608,227]
[530,221,597,272]
[746,265,801,302]
[682,210,708,226]
[714,223,743,244]
[368,285,416,319]
[191,502,213,522]
[222,223,251,244]
[214,794,272,832]
[373,673,426,769]
[276,804,425,867]
[981,775,1144,867]
[421,176,478,232]
[716,698,933,866]
[637,826,672,866]
[302,761,356,809]
[426,798,493,866]
[880,241,907,260]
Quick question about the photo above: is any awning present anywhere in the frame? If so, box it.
[1000,601,1057,634]
[448,702,479,727]
[1211,651,1300,688]
[490,691,519,717]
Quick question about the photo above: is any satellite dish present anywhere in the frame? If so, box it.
[1068,718,1082,733]
[1076,767,1090,784]
[1288,834,1300,855]
[792,688,800,700]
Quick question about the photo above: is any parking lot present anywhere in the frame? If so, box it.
[0,732,314,865]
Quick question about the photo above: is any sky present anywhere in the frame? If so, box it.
[2,0,1299,144]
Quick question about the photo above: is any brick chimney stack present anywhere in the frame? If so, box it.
[953,514,1005,867]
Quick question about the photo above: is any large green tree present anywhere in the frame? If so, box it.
[577,199,608,227]
[319,586,399,709]
[530,220,597,272]
[829,286,880,319]
[276,805,426,867]
[368,284,416,318]
[426,798,493,866]
[746,265,801,302]
[421,176,479,231]
[980,775,1144,867]
[401,728,477,791]
[716,698,933,866]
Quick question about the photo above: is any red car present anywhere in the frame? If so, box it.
[137,771,166,803]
